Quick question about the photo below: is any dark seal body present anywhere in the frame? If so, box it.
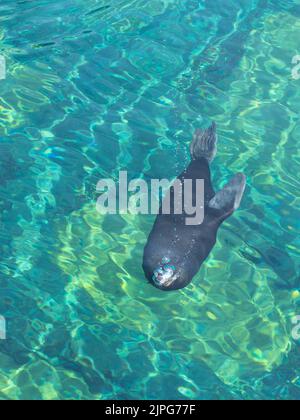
[143,123,246,291]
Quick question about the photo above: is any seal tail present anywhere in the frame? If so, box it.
[190,122,218,163]
[209,173,246,218]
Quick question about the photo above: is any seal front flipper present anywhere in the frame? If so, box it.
[209,173,246,219]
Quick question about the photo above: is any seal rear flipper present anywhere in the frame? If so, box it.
[209,173,246,218]
[190,122,218,163]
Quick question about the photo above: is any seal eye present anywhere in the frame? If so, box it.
[164,264,176,273]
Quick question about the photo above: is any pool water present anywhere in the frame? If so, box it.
[0,0,300,400]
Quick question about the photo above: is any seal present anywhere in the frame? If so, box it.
[143,122,246,291]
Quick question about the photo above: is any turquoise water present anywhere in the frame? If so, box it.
[0,0,300,400]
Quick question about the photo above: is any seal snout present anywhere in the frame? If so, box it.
[151,257,179,290]
[153,267,178,289]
